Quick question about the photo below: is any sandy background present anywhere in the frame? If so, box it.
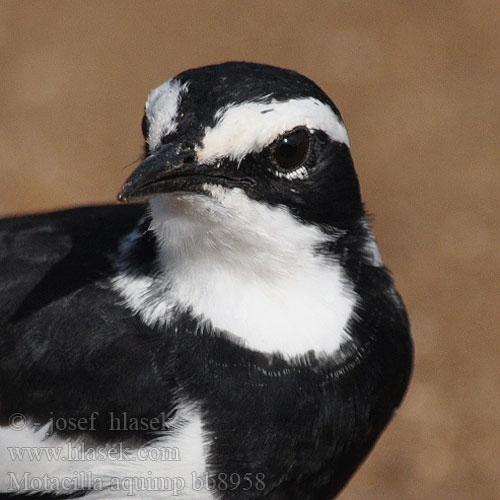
[1,1,499,498]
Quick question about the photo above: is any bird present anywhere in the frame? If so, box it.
[0,62,413,500]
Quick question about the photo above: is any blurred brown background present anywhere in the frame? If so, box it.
[1,1,498,498]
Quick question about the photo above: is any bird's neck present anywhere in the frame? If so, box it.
[149,191,336,281]
[115,190,382,357]
[146,191,358,357]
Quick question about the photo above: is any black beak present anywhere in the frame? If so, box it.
[118,143,197,202]
[118,143,256,203]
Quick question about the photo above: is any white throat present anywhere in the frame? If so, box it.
[114,187,357,357]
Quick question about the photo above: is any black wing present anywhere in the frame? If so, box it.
[0,205,178,439]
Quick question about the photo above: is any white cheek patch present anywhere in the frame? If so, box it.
[196,97,350,164]
[145,79,189,151]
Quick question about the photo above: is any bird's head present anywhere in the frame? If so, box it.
[114,63,394,357]
[118,62,364,233]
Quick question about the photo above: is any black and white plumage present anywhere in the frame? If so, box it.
[0,62,412,499]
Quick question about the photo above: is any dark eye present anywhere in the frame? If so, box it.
[274,128,310,170]
[141,113,150,140]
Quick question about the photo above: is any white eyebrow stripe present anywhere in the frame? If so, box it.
[196,97,350,164]
[145,79,188,150]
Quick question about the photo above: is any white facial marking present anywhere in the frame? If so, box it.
[196,98,350,164]
[0,405,213,499]
[113,188,356,357]
[275,165,309,181]
[145,79,188,151]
